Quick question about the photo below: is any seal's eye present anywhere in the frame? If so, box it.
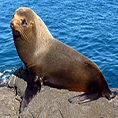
[21,19,28,26]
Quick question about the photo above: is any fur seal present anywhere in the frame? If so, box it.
[10,7,116,112]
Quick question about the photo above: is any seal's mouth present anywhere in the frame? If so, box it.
[12,29,21,38]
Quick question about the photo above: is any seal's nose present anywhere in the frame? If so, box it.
[10,20,14,29]
[10,18,21,30]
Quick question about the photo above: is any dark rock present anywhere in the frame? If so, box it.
[8,67,27,99]
[19,87,118,118]
[0,67,118,118]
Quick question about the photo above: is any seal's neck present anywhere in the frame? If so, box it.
[14,37,36,68]
[35,16,53,40]
[14,15,54,70]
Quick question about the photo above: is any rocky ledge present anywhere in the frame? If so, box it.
[0,67,118,118]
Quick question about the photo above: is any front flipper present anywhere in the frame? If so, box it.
[19,76,42,113]
[68,93,101,104]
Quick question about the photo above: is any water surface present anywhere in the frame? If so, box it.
[0,0,118,87]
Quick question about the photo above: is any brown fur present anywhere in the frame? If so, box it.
[10,7,116,112]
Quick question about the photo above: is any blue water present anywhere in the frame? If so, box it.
[0,0,118,87]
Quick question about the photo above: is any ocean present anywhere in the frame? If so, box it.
[0,0,118,87]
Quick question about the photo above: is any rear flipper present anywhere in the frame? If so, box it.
[68,93,101,104]
[109,89,118,99]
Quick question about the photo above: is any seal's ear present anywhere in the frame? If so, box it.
[30,21,34,27]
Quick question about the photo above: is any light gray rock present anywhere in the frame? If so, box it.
[0,67,118,118]
[0,87,20,118]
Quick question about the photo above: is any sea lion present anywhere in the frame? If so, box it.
[10,7,116,112]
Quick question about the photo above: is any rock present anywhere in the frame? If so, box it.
[0,67,118,118]
[8,67,27,98]
[19,87,118,118]
[0,87,20,118]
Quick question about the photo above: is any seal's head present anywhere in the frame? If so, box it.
[10,7,53,67]
[10,7,36,40]
[10,7,52,42]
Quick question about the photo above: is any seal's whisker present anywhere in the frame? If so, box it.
[19,28,29,42]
